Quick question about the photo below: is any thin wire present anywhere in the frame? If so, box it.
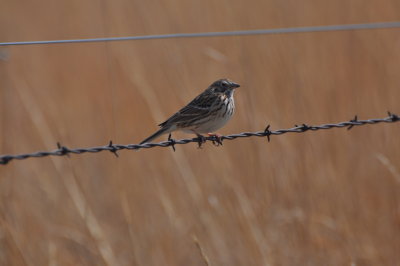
[0,112,398,165]
[1,21,400,46]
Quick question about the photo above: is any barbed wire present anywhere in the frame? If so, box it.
[1,21,400,46]
[0,112,398,165]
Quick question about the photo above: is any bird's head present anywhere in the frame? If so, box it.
[209,79,240,97]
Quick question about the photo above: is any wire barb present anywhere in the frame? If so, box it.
[168,134,176,152]
[347,115,358,130]
[0,156,12,165]
[388,111,399,122]
[0,112,398,165]
[299,124,311,132]
[57,142,70,157]
[196,135,207,149]
[108,141,119,158]
[264,125,272,142]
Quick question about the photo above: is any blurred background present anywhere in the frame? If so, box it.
[1,1,400,265]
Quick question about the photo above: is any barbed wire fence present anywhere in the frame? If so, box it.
[1,22,399,165]
[0,112,398,165]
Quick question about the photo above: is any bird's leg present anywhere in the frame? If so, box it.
[195,133,207,148]
[208,133,223,146]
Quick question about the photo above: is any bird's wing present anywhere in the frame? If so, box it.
[158,92,218,128]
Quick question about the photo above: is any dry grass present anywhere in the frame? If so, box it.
[1,1,400,265]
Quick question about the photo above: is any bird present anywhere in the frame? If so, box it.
[140,79,240,144]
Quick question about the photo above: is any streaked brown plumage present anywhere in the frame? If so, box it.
[140,79,240,144]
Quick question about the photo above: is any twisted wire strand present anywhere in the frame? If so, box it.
[0,112,398,165]
[1,22,400,46]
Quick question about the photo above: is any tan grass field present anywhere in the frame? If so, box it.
[1,1,400,265]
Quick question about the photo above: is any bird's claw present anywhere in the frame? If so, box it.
[208,133,223,146]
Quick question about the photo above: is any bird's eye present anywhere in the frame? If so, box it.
[221,82,228,87]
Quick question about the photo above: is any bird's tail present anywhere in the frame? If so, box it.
[140,126,171,144]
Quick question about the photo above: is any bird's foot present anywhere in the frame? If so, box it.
[208,133,223,146]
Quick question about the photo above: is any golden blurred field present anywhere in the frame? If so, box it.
[1,1,400,265]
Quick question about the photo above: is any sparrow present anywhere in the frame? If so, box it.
[140,79,240,144]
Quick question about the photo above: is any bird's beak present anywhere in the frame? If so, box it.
[231,82,240,88]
